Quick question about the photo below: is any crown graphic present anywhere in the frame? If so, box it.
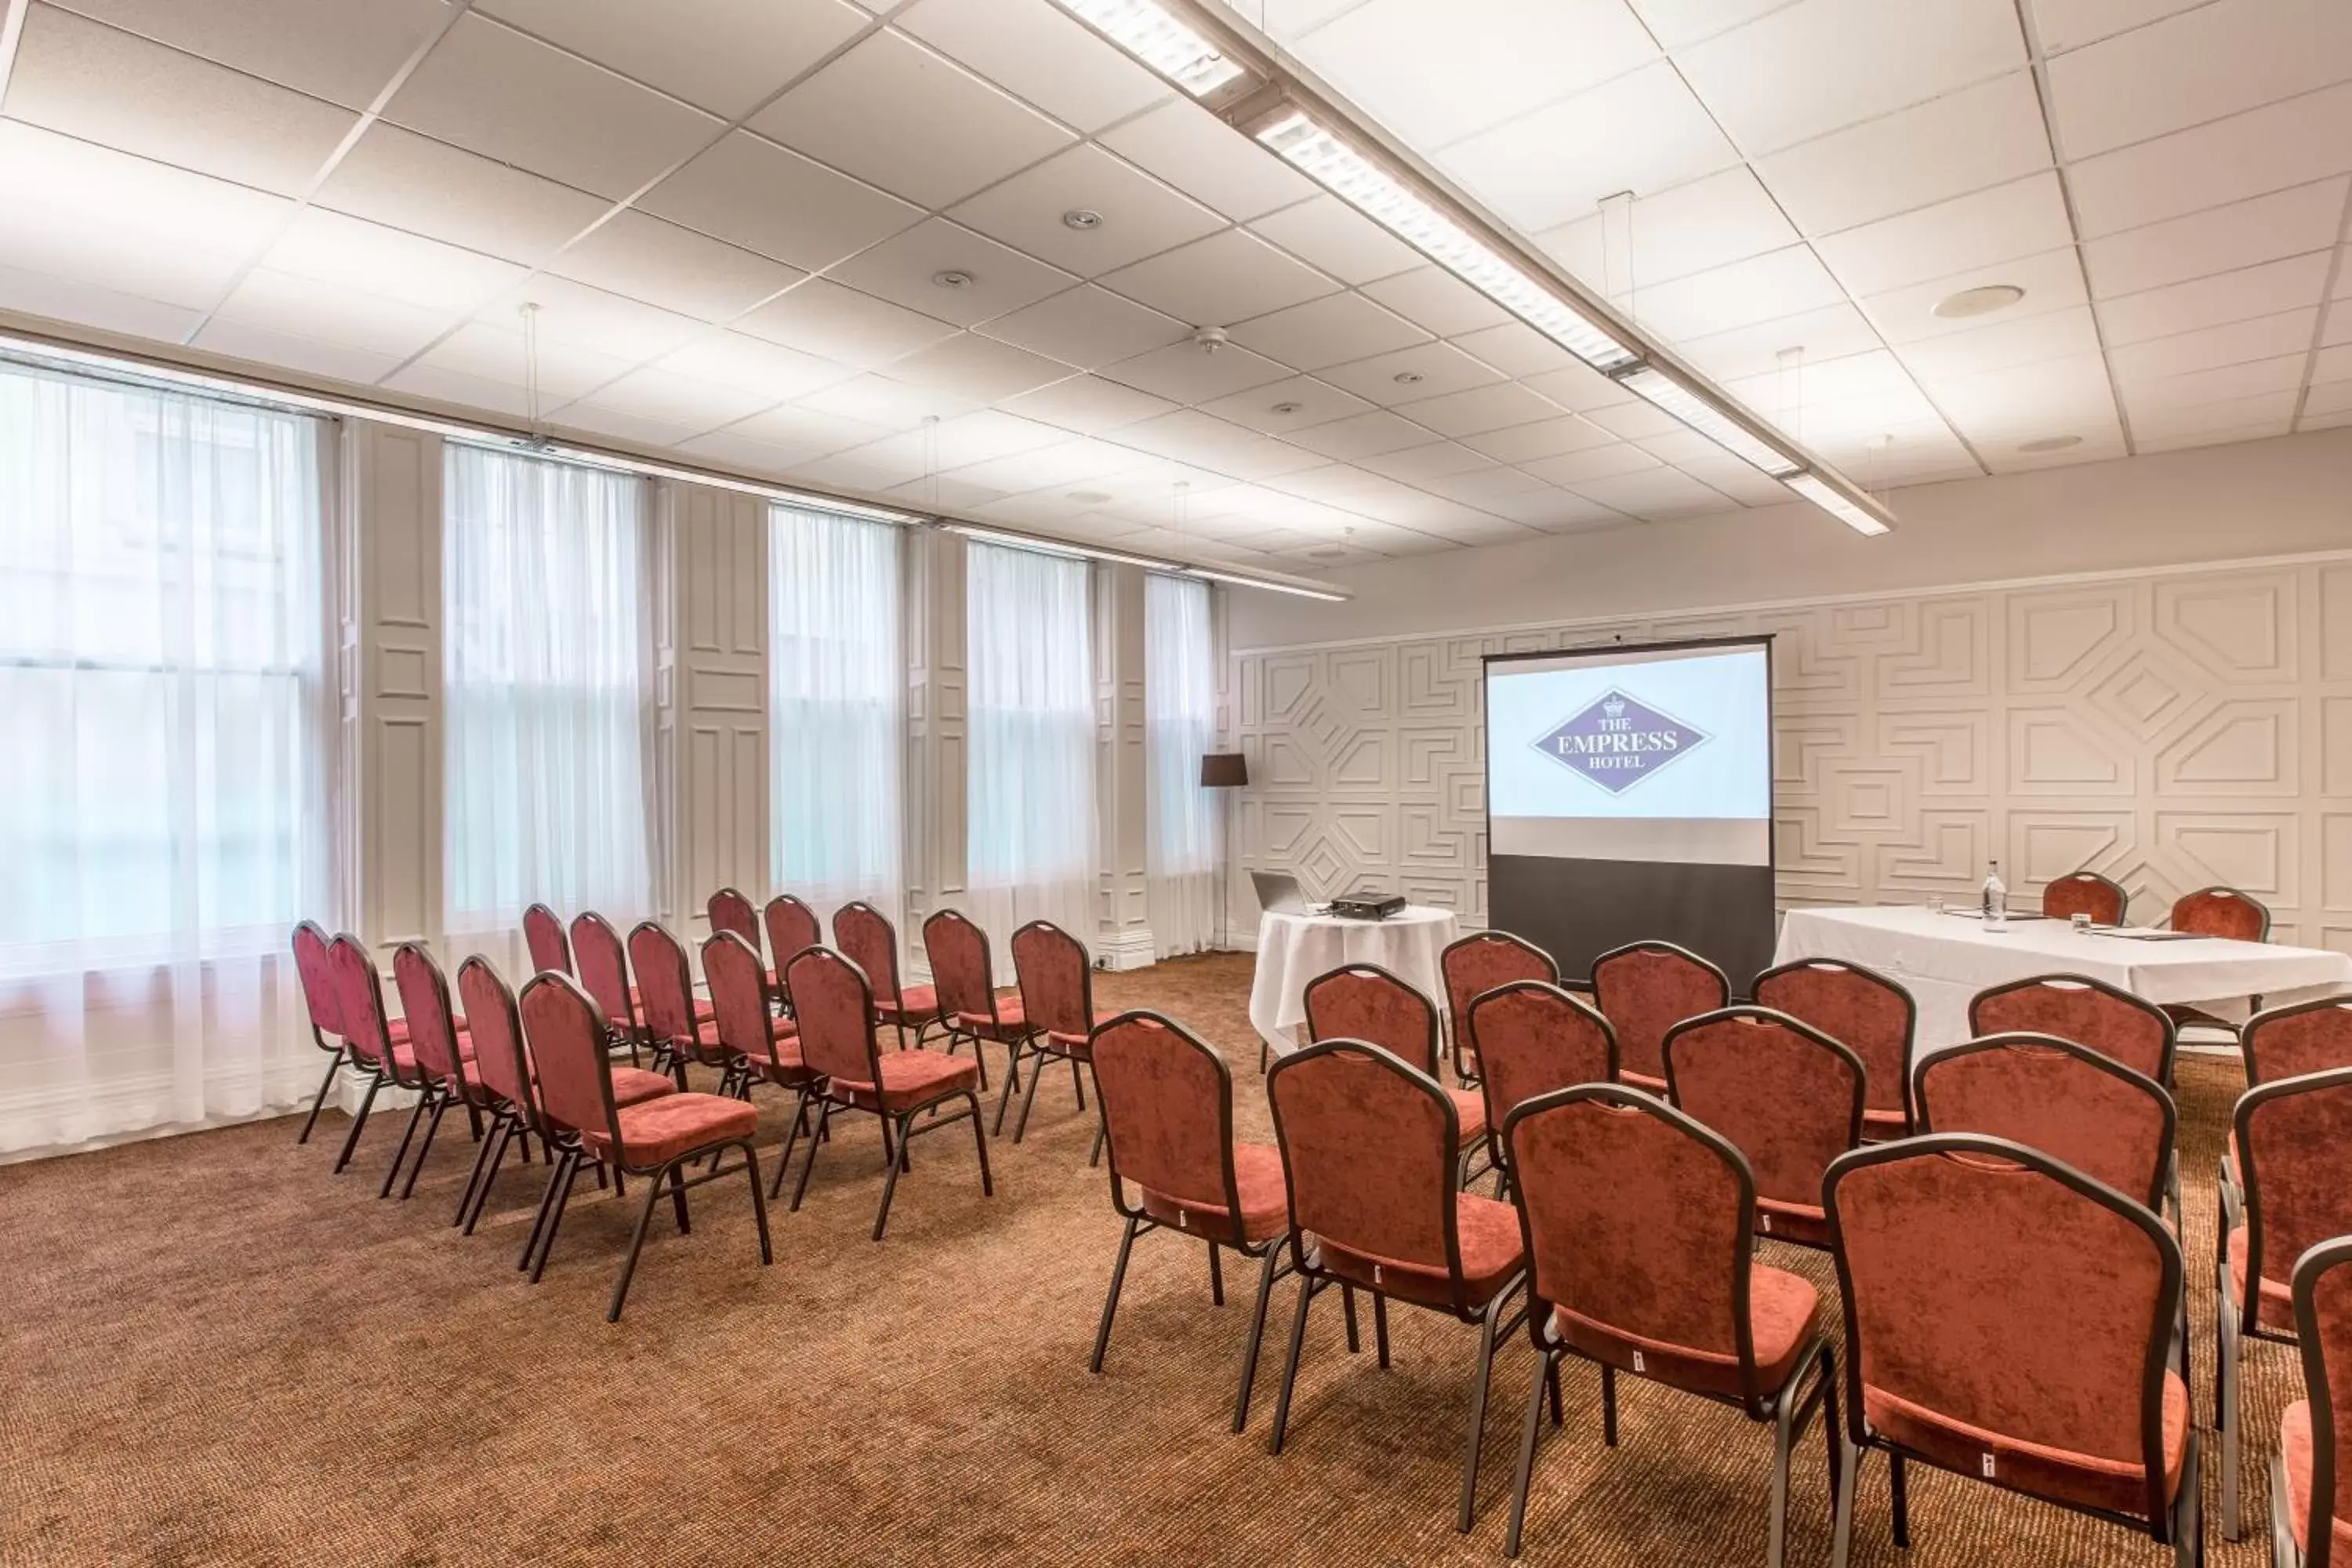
[1602,694,1626,718]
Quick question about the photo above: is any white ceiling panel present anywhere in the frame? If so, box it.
[2113,318,2319,387]
[398,318,636,404]
[1447,321,1578,379]
[263,207,524,314]
[1097,339,1290,403]
[1676,0,2027,155]
[2137,416,2296,452]
[793,376,982,435]
[1755,69,2053,237]
[1095,98,1319,223]
[637,132,921,274]
[193,315,415,385]
[2303,377,2352,416]
[1862,245,2092,343]
[2094,252,2335,345]
[941,437,1145,495]
[749,32,1073,210]
[1359,267,1512,336]
[547,210,801,322]
[1392,382,1569,437]
[1225,292,1432,371]
[1461,414,1619,463]
[2310,342,2352,382]
[1196,376,1373,435]
[2129,382,2302,430]
[1624,245,1848,342]
[1922,351,2118,437]
[1524,441,1663,485]
[1889,304,2105,381]
[731,278,956,368]
[1537,167,1799,292]
[1522,359,1638,412]
[826,218,1077,328]
[2082,179,2349,299]
[0,260,202,341]
[885,331,1074,403]
[2028,0,2210,55]
[1359,441,1501,482]
[45,0,451,110]
[977,285,1190,371]
[476,0,868,119]
[2064,81,2352,238]
[949,145,1225,278]
[1247,196,1424,286]
[208,267,451,365]
[895,0,1165,133]
[6,4,358,195]
[652,332,858,401]
[678,426,849,476]
[1098,229,1337,328]
[488,274,706,363]
[998,374,1178,434]
[1621,0,1804,49]
[1320,341,1502,405]
[317,126,609,268]
[2045,0,2352,159]
[558,363,773,435]
[716,400,888,456]
[1581,399,1682,440]
[1567,466,1737,520]
[1813,173,2073,298]
[389,15,721,201]
[1285,408,1441,460]
[1674,302,1886,381]
[1436,61,1738,233]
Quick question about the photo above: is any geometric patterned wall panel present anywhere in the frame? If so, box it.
[1228,558,2352,955]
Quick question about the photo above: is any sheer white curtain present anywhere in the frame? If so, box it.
[1145,573,1218,956]
[966,542,1095,966]
[771,503,902,934]
[443,445,652,957]
[0,362,326,1156]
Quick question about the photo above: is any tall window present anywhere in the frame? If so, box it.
[443,445,651,942]
[966,542,1095,963]
[771,503,902,927]
[0,361,325,1153]
[1145,574,1218,956]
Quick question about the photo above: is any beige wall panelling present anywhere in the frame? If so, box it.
[1094,564,1152,970]
[902,526,967,981]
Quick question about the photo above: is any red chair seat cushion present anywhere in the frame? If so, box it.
[2281,1399,2352,1555]
[1620,1069,1667,1094]
[385,1014,466,1046]
[1318,1192,1524,1310]
[829,1047,979,1112]
[581,1091,757,1170]
[2227,1225,2298,1332]
[1138,1142,1289,1245]
[1756,1195,1831,1247]
[1034,1011,1121,1059]
[1863,1105,1909,1138]
[385,1034,475,1073]
[1553,1265,1820,1400]
[877,984,941,1023]
[955,993,1027,1042]
[1447,1086,1488,1147]
[739,1028,815,1086]
[611,1066,678,1108]
[1863,1370,2188,1517]
[627,988,717,1025]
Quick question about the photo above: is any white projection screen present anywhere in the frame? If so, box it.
[1483,636,1777,984]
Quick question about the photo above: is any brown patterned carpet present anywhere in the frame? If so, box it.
[5,953,2279,1566]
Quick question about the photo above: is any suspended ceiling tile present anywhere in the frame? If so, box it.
[826,218,1077,328]
[1390,381,1566,438]
[949,144,1227,278]
[1755,70,2053,238]
[46,0,451,109]
[895,0,1167,133]
[1537,167,1800,293]
[487,274,706,362]
[1285,408,1442,460]
[1861,246,2091,343]
[2096,253,2336,346]
[1196,376,1375,436]
[2045,0,2352,159]
[2080,179,2349,299]
[1224,292,1432,372]
[1813,172,2074,299]
[2111,318,2319,388]
[731,278,957,369]
[546,210,802,323]
[1247,196,1424,286]
[977,285,1191,372]
[1359,267,1512,337]
[885,331,1075,403]
[1674,302,1887,383]
[997,374,1178,434]
[475,0,869,118]
[2064,82,2352,238]
[1098,229,1338,328]
[1621,245,1847,343]
[637,131,923,274]
[652,332,860,401]
[1096,338,1291,403]
[262,207,524,315]
[1319,340,1504,405]
[1094,97,1319,223]
[316,125,608,268]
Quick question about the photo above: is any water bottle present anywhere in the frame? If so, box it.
[1980,858,2008,929]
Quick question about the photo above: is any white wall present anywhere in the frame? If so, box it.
[1219,432,2352,964]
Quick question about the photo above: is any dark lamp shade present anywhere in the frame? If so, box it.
[1200,752,1248,789]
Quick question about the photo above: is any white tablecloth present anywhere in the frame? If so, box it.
[1773,904,2352,1054]
[1249,906,1461,1059]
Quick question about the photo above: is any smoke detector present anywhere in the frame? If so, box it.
[1062,209,1104,230]
[932,270,974,291]
[1191,325,1229,354]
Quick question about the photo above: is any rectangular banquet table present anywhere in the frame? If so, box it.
[1249,904,1461,1060]
[1773,904,2352,1054]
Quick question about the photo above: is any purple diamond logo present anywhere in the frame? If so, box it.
[1531,688,1710,795]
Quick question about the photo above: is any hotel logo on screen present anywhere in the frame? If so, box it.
[1532,689,1710,794]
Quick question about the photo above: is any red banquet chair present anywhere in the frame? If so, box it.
[629,920,726,1088]
[1000,920,1118,1157]
[700,931,822,1199]
[706,886,761,958]
[516,973,768,1322]
[324,933,437,1179]
[2276,1237,2352,1568]
[1591,940,1730,1094]
[1498,1085,1837,1564]
[2044,870,2129,927]
[1087,1010,1296,1432]
[1824,1135,2198,1568]
[1969,972,2177,1087]
[290,920,349,1145]
[2220,1067,2352,1540]
[1913,1033,2176,1214]
[1753,956,1918,1138]
[2169,886,2274,1041]
[1664,1007,1864,1250]
[922,908,1016,1090]
[1264,1039,1530,1533]
[762,894,821,1011]
[783,946,993,1242]
[522,902,572,976]
[1465,981,1615,1196]
[2227,999,2352,1199]
[569,912,647,1067]
[1439,930,1559,1085]
[833,901,942,1050]
[385,942,487,1203]
[1304,963,1491,1184]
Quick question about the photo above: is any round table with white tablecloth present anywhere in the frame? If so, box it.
[1247,905,1461,1061]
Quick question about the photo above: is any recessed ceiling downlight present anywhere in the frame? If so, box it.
[1066,489,1114,503]
[932,270,974,290]
[1933,284,2025,320]
[2018,434,2083,453]
[1062,209,1104,230]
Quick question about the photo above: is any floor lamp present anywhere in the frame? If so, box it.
[1201,753,1247,950]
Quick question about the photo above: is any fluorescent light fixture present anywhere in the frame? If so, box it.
[537,441,923,523]
[1254,112,1635,374]
[1616,366,1802,478]
[1049,0,1244,96]
[1784,474,1892,537]
[944,521,1178,572]
[1181,564,1349,602]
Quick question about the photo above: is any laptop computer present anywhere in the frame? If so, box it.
[1251,869,1328,916]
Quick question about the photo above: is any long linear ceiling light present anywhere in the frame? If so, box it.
[942,521,1351,601]
[1047,0,1898,537]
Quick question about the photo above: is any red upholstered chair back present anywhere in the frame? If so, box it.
[1663,1007,1864,1220]
[1442,931,1558,1062]
[1504,1087,1760,1405]
[922,909,996,1024]
[1753,958,1915,1127]
[833,902,903,1009]
[1091,1011,1237,1221]
[785,946,879,1087]
[706,887,760,953]
[570,912,636,1035]
[2238,1068,2352,1334]
[764,895,822,975]
[1913,1033,2174,1210]
[2293,1240,2352,1568]
[702,931,781,1070]
[517,973,620,1142]
[1468,981,1615,1126]
[1591,941,1730,1083]
[2173,885,2270,942]
[457,956,532,1118]
[627,921,706,1061]
[1303,964,1439,1075]
[2244,996,2352,1087]
[326,935,394,1071]
[1968,973,2175,1085]
[522,902,571,975]
[292,920,340,1037]
[2042,871,2127,926]
[1826,1137,2181,1523]
[1266,1041,1457,1279]
[1011,920,1094,1043]
[391,942,468,1091]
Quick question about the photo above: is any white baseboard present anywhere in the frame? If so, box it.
[1095,928,1157,971]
